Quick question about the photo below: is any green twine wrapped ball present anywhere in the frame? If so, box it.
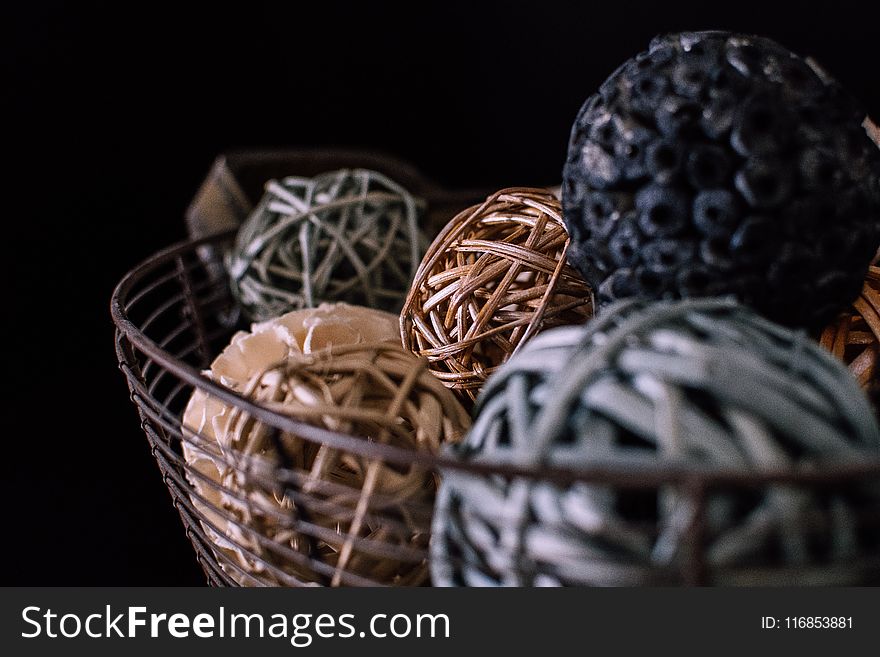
[228,169,424,321]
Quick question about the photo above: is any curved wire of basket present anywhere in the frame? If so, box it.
[112,232,880,586]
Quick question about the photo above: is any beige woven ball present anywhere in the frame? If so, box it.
[400,187,593,404]
[182,303,470,586]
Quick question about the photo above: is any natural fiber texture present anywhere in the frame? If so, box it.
[400,188,593,404]
[183,304,470,586]
[432,298,880,586]
[820,266,880,400]
[228,169,424,322]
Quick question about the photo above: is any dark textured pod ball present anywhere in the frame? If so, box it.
[562,31,880,328]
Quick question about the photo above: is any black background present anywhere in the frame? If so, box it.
[5,1,879,584]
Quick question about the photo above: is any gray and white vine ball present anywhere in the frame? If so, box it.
[228,169,424,321]
[431,298,880,586]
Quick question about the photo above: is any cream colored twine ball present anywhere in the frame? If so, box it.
[183,303,470,586]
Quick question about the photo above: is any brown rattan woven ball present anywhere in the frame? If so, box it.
[399,187,593,403]
[183,305,470,586]
[820,265,880,399]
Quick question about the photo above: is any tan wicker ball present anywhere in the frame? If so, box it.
[182,303,470,586]
[399,187,593,404]
[820,265,880,398]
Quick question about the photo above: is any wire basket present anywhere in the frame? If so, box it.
[112,150,880,586]
[111,231,880,586]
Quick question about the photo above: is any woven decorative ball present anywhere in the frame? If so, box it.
[183,303,470,586]
[227,169,424,321]
[399,187,593,404]
[820,265,880,401]
[562,31,880,328]
[432,298,880,586]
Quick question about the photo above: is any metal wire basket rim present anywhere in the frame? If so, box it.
[111,233,880,487]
